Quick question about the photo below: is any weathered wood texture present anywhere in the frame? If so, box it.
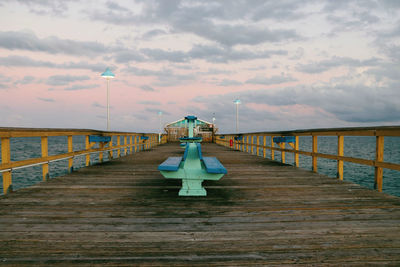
[0,143,399,266]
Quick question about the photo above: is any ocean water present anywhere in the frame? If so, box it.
[1,136,399,197]
[0,135,145,193]
[246,136,400,197]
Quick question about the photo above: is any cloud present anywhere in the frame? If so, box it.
[140,85,156,92]
[0,30,109,56]
[188,44,288,63]
[0,73,12,83]
[0,55,111,72]
[123,66,196,87]
[145,108,171,116]
[0,73,12,89]
[174,18,301,46]
[3,0,74,16]
[46,75,90,86]
[63,84,99,91]
[114,44,287,64]
[296,57,381,73]
[92,101,106,108]
[37,97,55,102]
[89,1,304,46]
[141,48,188,63]
[217,79,243,86]
[113,50,146,63]
[246,74,297,85]
[192,75,400,128]
[137,100,161,105]
[14,76,35,85]
[142,29,169,39]
[122,66,162,76]
[366,62,400,81]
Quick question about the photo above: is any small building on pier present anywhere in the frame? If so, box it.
[165,117,217,142]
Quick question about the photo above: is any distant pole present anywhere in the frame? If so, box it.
[212,114,216,143]
[234,99,241,133]
[101,68,115,131]
[107,79,110,130]
[158,111,162,143]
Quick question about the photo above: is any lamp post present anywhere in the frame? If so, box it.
[212,114,216,143]
[158,111,163,143]
[234,99,241,133]
[101,68,115,131]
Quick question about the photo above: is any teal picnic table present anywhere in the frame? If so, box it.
[158,116,227,196]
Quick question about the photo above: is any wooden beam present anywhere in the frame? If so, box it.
[85,135,90,167]
[1,137,12,194]
[124,136,128,156]
[117,135,121,157]
[375,136,384,192]
[337,136,344,180]
[295,136,299,167]
[68,136,73,172]
[271,136,274,161]
[281,142,285,164]
[41,136,49,181]
[312,136,317,172]
[263,136,267,158]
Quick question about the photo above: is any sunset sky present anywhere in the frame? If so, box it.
[0,0,399,133]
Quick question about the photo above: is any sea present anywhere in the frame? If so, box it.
[1,136,399,197]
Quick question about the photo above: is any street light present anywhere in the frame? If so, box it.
[101,68,115,131]
[158,111,163,143]
[234,99,241,133]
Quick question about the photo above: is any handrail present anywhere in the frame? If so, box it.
[215,126,400,193]
[0,128,168,194]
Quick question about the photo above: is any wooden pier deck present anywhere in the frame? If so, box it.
[0,143,399,266]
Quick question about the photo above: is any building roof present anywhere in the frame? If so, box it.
[165,117,213,128]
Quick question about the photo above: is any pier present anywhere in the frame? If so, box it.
[1,137,400,265]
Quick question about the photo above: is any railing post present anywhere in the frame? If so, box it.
[134,135,138,152]
[99,142,104,163]
[337,135,344,180]
[295,136,299,167]
[124,136,128,156]
[256,135,260,156]
[281,142,285,164]
[263,136,266,158]
[108,135,114,159]
[271,136,275,160]
[1,137,12,194]
[252,136,255,154]
[85,135,90,166]
[251,136,253,154]
[312,136,318,172]
[117,135,121,157]
[374,136,384,192]
[68,136,74,172]
[130,135,133,154]
[41,136,49,181]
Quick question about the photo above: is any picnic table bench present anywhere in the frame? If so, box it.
[158,116,227,196]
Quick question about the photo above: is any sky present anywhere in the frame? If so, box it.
[0,0,399,133]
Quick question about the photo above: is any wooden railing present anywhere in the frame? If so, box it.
[215,126,400,192]
[0,128,167,194]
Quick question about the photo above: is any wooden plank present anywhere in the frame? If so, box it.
[1,137,12,194]
[0,143,399,265]
[337,135,344,180]
[375,136,384,191]
[41,136,49,181]
[312,136,317,172]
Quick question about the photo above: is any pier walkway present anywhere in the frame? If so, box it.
[0,143,399,266]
